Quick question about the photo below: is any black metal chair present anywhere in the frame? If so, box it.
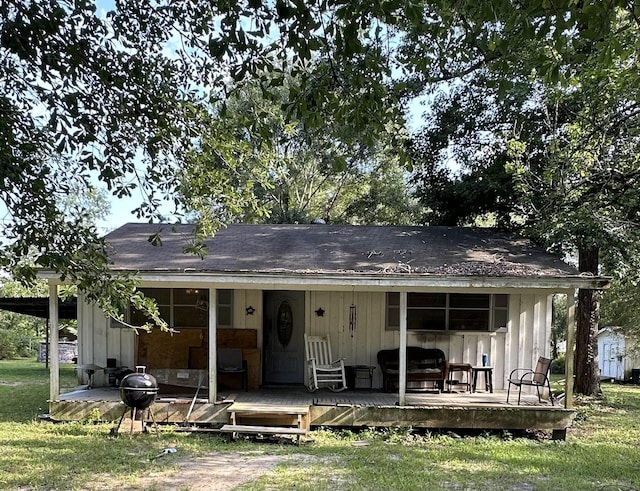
[507,356,555,405]
[217,349,248,391]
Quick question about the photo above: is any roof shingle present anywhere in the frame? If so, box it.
[104,223,578,278]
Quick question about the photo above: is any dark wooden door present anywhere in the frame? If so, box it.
[263,291,305,385]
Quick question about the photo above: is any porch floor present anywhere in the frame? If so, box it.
[58,385,552,407]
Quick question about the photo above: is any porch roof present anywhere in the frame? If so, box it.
[97,223,608,290]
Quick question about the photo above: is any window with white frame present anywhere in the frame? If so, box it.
[114,288,233,329]
[386,292,508,332]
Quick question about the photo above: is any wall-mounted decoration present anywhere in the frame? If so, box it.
[349,304,356,337]
[277,300,293,347]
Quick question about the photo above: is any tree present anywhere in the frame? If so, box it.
[2,0,638,335]
[179,77,419,227]
[551,295,568,361]
[0,278,47,358]
[410,21,640,394]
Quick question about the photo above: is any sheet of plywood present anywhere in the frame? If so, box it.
[217,329,257,349]
[137,329,206,370]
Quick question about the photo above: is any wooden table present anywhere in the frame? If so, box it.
[447,363,473,392]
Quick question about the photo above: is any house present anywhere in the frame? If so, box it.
[597,327,640,382]
[42,223,609,437]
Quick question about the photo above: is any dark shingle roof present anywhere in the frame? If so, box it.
[103,223,579,278]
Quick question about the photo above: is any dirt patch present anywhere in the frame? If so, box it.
[88,451,318,491]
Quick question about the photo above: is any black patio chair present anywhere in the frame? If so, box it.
[507,356,555,405]
[217,349,248,391]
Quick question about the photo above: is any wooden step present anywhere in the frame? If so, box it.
[226,403,311,432]
[220,424,307,436]
[226,403,309,416]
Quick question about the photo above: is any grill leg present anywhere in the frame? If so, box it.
[144,406,159,435]
[130,407,137,436]
[110,406,130,437]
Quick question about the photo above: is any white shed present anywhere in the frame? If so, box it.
[597,327,640,382]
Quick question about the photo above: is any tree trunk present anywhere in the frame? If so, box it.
[574,245,602,396]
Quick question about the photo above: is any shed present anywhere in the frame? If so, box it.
[597,327,640,382]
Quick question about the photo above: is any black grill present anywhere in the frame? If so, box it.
[119,372,158,410]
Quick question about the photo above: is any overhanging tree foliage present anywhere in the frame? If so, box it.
[2,1,638,337]
[407,6,640,395]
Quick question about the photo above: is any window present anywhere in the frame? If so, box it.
[216,289,233,329]
[120,288,234,329]
[386,292,508,332]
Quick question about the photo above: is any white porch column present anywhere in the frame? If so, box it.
[565,290,576,409]
[48,281,59,401]
[208,288,217,402]
[399,291,407,406]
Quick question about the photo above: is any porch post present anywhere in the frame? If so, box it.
[48,281,59,401]
[565,290,576,409]
[208,288,217,402]
[399,291,407,405]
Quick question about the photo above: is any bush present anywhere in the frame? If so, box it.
[0,329,37,359]
[551,354,566,374]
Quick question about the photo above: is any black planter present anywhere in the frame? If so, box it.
[119,372,158,410]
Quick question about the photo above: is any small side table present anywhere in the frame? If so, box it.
[472,366,494,393]
[447,363,473,392]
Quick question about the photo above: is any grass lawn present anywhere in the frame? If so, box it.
[1,359,639,490]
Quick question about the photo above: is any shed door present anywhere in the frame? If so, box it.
[263,291,305,385]
[602,339,625,381]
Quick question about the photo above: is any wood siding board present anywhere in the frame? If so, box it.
[476,336,488,368]
[233,290,247,328]
[450,334,464,364]
[504,294,520,390]
[545,294,553,359]
[522,295,535,369]
[492,333,505,390]
[532,294,545,362]
[80,297,93,366]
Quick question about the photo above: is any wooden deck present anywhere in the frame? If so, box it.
[49,385,573,439]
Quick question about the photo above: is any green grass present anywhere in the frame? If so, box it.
[1,359,640,490]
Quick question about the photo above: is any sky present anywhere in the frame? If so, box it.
[96,194,144,235]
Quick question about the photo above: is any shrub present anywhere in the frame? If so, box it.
[0,329,37,359]
[551,354,566,374]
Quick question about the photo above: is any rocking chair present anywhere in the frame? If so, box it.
[507,356,555,405]
[304,334,347,392]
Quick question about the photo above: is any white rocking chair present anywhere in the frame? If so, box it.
[304,334,347,392]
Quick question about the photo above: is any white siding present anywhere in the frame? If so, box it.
[80,289,555,391]
[77,294,135,386]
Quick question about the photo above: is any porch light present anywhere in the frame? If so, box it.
[245,305,255,315]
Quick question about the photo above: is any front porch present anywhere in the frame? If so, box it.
[49,386,574,440]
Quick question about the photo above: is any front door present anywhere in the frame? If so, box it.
[263,291,305,385]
